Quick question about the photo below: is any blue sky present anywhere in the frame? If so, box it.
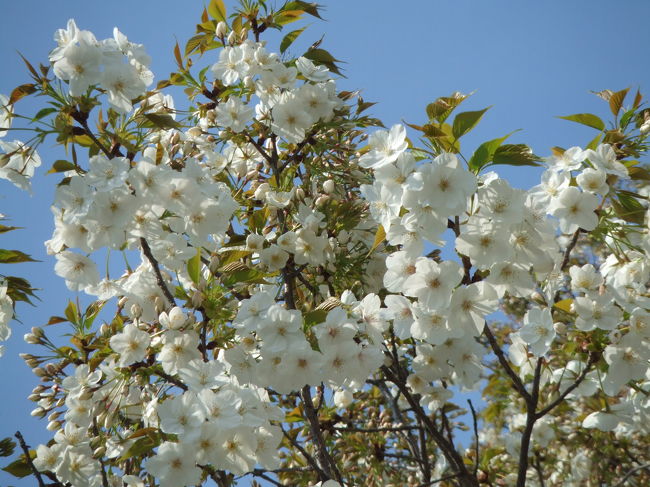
[0,0,649,485]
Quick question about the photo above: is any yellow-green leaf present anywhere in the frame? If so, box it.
[207,0,227,23]
[367,224,385,257]
[554,298,574,314]
[281,27,306,54]
[557,113,605,131]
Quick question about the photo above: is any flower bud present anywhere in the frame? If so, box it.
[187,126,202,138]
[640,121,650,134]
[553,322,566,334]
[295,188,305,200]
[227,31,237,45]
[46,420,62,431]
[30,407,45,417]
[323,179,335,194]
[315,195,329,206]
[333,389,353,408]
[33,367,47,377]
[130,303,143,319]
[216,21,228,38]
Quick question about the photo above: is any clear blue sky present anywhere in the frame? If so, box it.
[0,1,648,485]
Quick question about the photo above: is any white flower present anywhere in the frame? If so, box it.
[547,146,585,172]
[359,124,408,169]
[145,441,202,487]
[215,96,253,132]
[54,250,100,291]
[550,186,599,233]
[576,167,609,194]
[519,307,555,356]
[585,143,629,179]
[296,56,332,82]
[110,323,151,366]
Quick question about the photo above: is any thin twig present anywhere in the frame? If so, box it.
[535,352,598,419]
[140,237,176,306]
[515,358,543,487]
[483,323,531,402]
[468,399,480,477]
[280,426,327,481]
[14,431,46,487]
[560,229,581,271]
[612,463,650,487]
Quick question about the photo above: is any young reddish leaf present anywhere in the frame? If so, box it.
[9,83,36,104]
[609,87,630,117]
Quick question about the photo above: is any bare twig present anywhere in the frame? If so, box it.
[612,463,650,487]
[14,431,46,487]
[139,237,176,306]
[468,399,480,477]
[535,352,598,419]
[280,426,327,481]
[515,358,544,487]
[483,323,532,402]
[560,229,582,271]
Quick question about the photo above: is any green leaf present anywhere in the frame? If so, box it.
[0,438,15,457]
[609,87,629,117]
[139,113,181,130]
[280,27,306,54]
[304,309,328,328]
[468,131,517,172]
[303,48,343,75]
[557,113,605,131]
[612,192,645,225]
[221,268,270,287]
[491,144,541,167]
[284,1,323,19]
[207,0,227,22]
[2,455,32,478]
[0,225,21,234]
[32,107,58,122]
[187,249,201,285]
[0,249,38,264]
[452,107,490,139]
[46,160,76,174]
[628,166,650,181]
[64,300,80,326]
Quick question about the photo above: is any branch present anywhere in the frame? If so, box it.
[515,358,543,487]
[333,425,420,433]
[559,229,581,271]
[139,237,176,306]
[156,370,188,391]
[535,352,598,419]
[14,431,46,487]
[468,399,480,477]
[280,426,328,481]
[483,323,532,402]
[300,385,342,483]
[612,463,650,487]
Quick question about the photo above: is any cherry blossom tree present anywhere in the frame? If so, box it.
[1,1,649,486]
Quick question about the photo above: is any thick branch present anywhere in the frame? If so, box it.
[516,358,543,487]
[300,385,342,483]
